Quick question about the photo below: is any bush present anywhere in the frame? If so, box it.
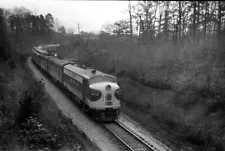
[182,125,225,151]
[17,80,45,124]
[18,116,59,149]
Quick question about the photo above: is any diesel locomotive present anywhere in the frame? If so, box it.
[31,45,121,121]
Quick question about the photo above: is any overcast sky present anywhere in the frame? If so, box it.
[0,0,138,33]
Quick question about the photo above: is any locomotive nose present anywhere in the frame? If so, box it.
[105,84,113,102]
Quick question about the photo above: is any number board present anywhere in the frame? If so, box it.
[105,101,112,105]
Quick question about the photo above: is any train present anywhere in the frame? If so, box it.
[31,45,121,121]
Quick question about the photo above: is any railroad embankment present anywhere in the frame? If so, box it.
[0,6,98,151]
[0,53,100,150]
[54,41,225,151]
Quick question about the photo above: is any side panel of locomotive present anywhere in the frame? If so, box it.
[63,65,86,102]
[46,57,72,84]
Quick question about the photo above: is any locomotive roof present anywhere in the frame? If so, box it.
[48,56,72,67]
[40,44,60,48]
[40,44,60,51]
[64,64,116,80]
[33,47,49,55]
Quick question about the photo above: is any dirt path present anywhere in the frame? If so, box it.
[27,57,121,151]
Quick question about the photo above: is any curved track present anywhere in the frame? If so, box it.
[103,120,158,151]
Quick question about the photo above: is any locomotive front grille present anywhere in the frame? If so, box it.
[105,108,117,117]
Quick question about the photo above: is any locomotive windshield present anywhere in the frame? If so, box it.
[89,76,116,84]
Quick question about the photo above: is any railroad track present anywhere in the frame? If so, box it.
[103,120,158,151]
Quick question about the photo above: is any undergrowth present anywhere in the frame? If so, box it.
[0,60,88,151]
[18,116,58,149]
[54,39,225,151]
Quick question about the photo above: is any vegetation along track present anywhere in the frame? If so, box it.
[103,120,158,151]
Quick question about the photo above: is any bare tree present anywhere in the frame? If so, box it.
[58,25,66,36]
[128,0,133,45]
[164,1,170,43]
[54,18,61,32]
[193,1,197,43]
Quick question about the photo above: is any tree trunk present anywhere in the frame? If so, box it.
[164,1,169,43]
[204,1,208,40]
[217,1,221,35]
[217,1,222,47]
[182,17,185,38]
[178,1,182,39]
[196,1,200,43]
[128,0,133,44]
[159,14,162,34]
[139,16,142,47]
[175,20,178,45]
[193,1,196,43]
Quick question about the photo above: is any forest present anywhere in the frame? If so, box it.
[101,1,224,46]
[1,6,71,58]
[85,1,225,94]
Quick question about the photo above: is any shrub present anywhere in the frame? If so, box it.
[183,126,225,151]
[17,80,45,124]
[18,116,59,149]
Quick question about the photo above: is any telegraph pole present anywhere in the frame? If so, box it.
[77,23,80,35]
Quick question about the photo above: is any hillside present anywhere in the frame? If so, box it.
[53,39,225,150]
[0,7,99,151]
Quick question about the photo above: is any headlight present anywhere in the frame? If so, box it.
[105,84,111,91]
[90,88,102,101]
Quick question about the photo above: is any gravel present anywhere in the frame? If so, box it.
[118,113,172,151]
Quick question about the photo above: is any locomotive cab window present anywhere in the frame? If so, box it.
[89,76,116,84]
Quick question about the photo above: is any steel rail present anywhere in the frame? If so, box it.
[104,121,157,151]
[115,120,158,151]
